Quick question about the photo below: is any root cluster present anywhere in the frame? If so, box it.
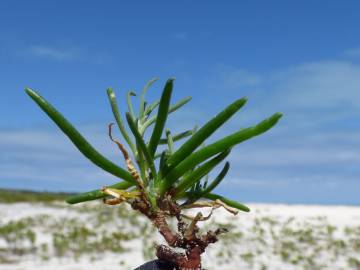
[132,196,228,270]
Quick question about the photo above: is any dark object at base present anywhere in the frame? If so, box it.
[134,259,176,270]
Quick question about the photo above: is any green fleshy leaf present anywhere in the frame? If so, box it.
[126,91,137,120]
[188,161,230,203]
[143,100,160,120]
[25,88,135,183]
[158,128,195,144]
[106,88,136,155]
[173,149,231,198]
[148,78,174,158]
[203,193,250,212]
[126,113,157,180]
[139,77,159,118]
[142,96,192,132]
[166,97,247,171]
[201,161,230,195]
[66,181,133,204]
[160,113,282,193]
[166,129,174,154]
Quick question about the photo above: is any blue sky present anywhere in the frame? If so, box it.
[1,1,360,205]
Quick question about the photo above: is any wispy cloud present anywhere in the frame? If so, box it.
[269,60,360,110]
[216,66,263,89]
[171,32,188,41]
[200,55,360,204]
[219,61,360,106]
[0,125,122,191]
[210,59,360,127]
[24,45,80,61]
[19,44,109,64]
[342,47,360,58]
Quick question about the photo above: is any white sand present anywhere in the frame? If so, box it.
[0,202,359,270]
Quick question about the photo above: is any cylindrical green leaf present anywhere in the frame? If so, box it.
[201,161,230,195]
[139,77,159,118]
[25,88,135,183]
[158,150,169,176]
[143,100,160,119]
[126,112,157,179]
[167,96,192,114]
[158,128,194,144]
[166,97,247,171]
[148,78,174,158]
[126,91,137,120]
[166,129,174,154]
[142,96,192,131]
[173,149,231,198]
[203,193,250,212]
[160,113,282,192]
[106,88,136,155]
[66,181,133,204]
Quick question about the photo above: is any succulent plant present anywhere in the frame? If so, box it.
[25,78,282,270]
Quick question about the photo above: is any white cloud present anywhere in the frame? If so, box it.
[0,125,125,191]
[342,47,360,58]
[172,32,188,41]
[198,57,360,194]
[230,146,360,167]
[20,45,109,64]
[270,60,360,110]
[214,60,360,112]
[217,66,263,89]
[223,177,290,188]
[25,45,80,61]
